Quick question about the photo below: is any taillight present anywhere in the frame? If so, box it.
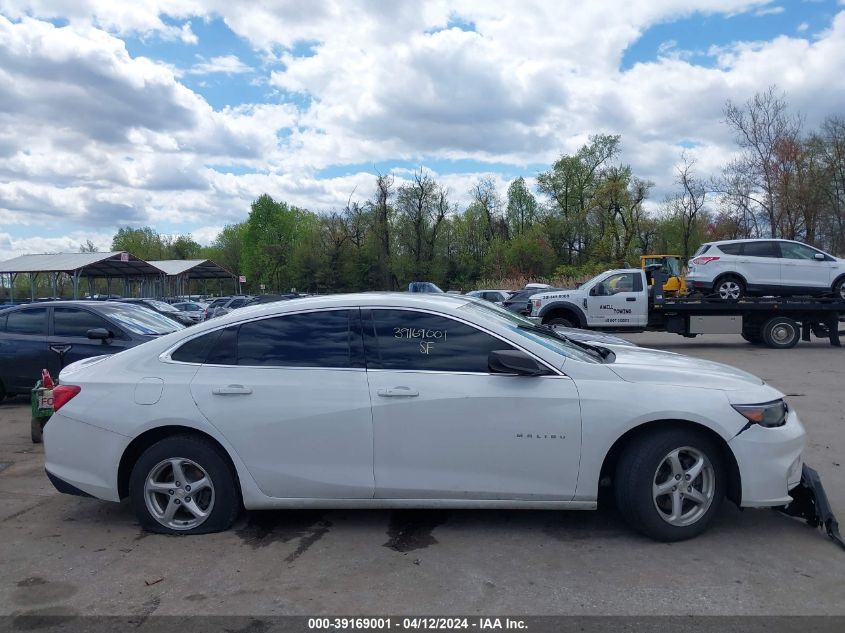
[52,385,81,412]
[691,256,720,265]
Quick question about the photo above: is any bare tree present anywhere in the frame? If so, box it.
[671,152,708,260]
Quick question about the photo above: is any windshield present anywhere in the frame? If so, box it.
[145,300,178,312]
[99,304,184,335]
[457,300,601,364]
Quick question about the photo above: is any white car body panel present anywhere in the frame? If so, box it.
[44,292,806,515]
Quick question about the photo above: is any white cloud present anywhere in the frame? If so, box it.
[797,22,809,32]
[754,6,785,16]
[188,54,252,75]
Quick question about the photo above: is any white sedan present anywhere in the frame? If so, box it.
[44,293,807,541]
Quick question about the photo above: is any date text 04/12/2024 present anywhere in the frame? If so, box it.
[308,617,527,630]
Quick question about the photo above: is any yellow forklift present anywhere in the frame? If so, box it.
[640,255,687,296]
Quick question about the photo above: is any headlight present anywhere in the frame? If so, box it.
[732,399,788,428]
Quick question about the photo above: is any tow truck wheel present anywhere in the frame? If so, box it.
[615,428,725,542]
[545,316,575,328]
[761,316,800,349]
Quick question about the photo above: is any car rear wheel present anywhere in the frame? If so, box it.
[615,429,725,542]
[129,435,241,535]
[715,276,745,301]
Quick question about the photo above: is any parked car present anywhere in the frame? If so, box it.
[408,281,444,293]
[204,295,253,320]
[686,238,845,300]
[45,293,806,544]
[466,289,513,305]
[0,301,183,400]
[503,286,560,315]
[116,298,197,326]
[172,302,209,323]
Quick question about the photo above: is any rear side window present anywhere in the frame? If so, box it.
[366,309,515,373]
[716,243,742,255]
[237,310,361,367]
[171,329,224,363]
[229,298,247,309]
[742,241,779,257]
[53,307,116,338]
[6,308,47,335]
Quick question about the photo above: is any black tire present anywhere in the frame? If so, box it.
[713,275,745,301]
[129,434,241,535]
[833,277,845,301]
[31,416,43,443]
[545,316,575,328]
[614,428,725,542]
[761,316,800,349]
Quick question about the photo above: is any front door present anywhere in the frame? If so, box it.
[778,241,835,294]
[586,272,645,328]
[189,309,375,499]
[363,308,581,501]
[48,306,129,373]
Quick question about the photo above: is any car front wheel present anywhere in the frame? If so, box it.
[129,434,241,535]
[614,429,725,542]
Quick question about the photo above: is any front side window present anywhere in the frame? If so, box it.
[6,308,47,335]
[53,307,117,338]
[366,309,516,373]
[779,242,823,260]
[595,272,640,295]
[742,241,779,258]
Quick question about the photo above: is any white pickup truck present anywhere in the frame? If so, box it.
[529,268,845,349]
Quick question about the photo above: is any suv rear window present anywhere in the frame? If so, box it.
[693,244,711,256]
[716,243,742,255]
[742,241,779,257]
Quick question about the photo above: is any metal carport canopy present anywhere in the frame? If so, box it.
[147,259,234,279]
[0,252,164,277]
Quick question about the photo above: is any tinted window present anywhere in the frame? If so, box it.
[595,272,641,295]
[6,308,47,335]
[236,310,361,368]
[693,244,712,256]
[97,304,183,335]
[742,241,779,257]
[367,309,515,373]
[229,298,247,309]
[779,242,822,260]
[717,243,742,255]
[206,326,238,365]
[171,329,223,363]
[53,307,115,338]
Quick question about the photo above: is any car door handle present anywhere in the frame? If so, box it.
[377,387,419,398]
[50,344,72,354]
[212,385,253,395]
[626,297,637,302]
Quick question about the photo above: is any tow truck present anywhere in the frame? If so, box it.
[529,267,845,349]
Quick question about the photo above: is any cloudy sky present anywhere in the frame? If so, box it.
[1,0,844,260]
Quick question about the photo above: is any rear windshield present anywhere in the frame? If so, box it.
[98,304,184,335]
[693,244,711,256]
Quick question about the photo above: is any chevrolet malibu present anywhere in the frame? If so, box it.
[44,293,807,541]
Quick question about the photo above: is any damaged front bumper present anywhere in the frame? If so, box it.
[779,464,845,551]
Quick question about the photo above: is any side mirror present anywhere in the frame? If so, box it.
[86,328,113,343]
[814,253,825,261]
[488,350,551,377]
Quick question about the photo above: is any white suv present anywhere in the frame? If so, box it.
[686,239,845,300]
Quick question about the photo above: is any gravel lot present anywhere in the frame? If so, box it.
[1,332,844,618]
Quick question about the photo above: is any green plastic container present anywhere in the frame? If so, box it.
[30,380,54,444]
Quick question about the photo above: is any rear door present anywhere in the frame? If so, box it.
[0,307,49,392]
[778,241,835,293]
[48,306,130,373]
[189,308,375,499]
[738,241,781,292]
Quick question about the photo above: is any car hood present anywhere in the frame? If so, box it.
[607,346,763,390]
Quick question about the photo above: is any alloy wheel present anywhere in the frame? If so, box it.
[717,280,741,300]
[652,446,715,527]
[144,457,215,531]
